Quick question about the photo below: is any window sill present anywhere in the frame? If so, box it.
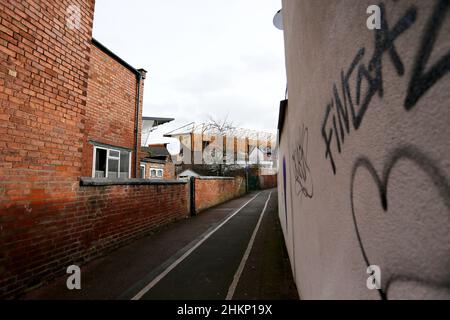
[80,177,187,186]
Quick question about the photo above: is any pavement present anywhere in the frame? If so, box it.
[23,188,298,300]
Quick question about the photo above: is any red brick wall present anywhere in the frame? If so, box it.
[0,181,189,298]
[194,176,246,213]
[164,162,175,179]
[0,0,94,181]
[259,174,277,189]
[143,162,162,179]
[0,0,96,298]
[82,43,144,177]
[0,0,185,299]
[142,162,175,180]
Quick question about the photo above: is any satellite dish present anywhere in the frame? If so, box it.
[273,9,283,30]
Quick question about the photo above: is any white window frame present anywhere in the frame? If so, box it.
[140,163,146,179]
[92,145,132,179]
[150,167,164,179]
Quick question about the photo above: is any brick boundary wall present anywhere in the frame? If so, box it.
[259,174,277,189]
[0,179,189,298]
[194,176,246,213]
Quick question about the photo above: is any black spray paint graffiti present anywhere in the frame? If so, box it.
[405,0,450,109]
[291,125,313,198]
[322,0,450,174]
[350,145,450,300]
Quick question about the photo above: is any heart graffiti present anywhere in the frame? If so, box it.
[350,145,450,299]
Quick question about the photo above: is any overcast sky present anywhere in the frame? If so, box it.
[92,0,285,151]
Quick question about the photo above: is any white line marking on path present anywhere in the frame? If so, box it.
[226,191,272,300]
[131,192,262,300]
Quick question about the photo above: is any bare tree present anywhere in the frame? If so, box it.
[202,115,239,176]
[205,115,236,135]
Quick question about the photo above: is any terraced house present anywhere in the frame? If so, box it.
[0,0,190,298]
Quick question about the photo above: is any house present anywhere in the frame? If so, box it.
[83,38,147,180]
[140,143,175,179]
[0,0,189,298]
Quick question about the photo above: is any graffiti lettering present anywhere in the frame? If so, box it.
[322,0,450,174]
[405,0,450,109]
[292,125,313,198]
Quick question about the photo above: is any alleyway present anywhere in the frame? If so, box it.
[23,189,298,300]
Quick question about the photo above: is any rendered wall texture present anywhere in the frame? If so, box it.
[279,0,450,299]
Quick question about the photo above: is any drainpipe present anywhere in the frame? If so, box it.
[134,69,147,178]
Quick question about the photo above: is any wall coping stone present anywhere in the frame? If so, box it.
[195,176,235,180]
[80,177,187,186]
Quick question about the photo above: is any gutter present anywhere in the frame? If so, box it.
[92,38,140,76]
[277,99,288,138]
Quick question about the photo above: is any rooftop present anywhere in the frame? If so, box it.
[164,122,276,141]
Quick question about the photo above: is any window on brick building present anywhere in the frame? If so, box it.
[93,146,131,179]
[94,148,107,177]
[119,151,130,178]
[107,150,120,178]
[140,164,146,179]
[150,168,163,179]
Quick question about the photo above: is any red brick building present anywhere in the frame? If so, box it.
[0,0,189,298]
[83,38,147,179]
[140,143,175,180]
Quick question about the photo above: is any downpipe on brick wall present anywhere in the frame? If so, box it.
[134,73,142,178]
[134,68,148,177]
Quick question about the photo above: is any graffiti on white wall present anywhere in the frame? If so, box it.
[291,125,314,199]
[281,0,450,299]
[350,145,450,299]
[321,0,450,175]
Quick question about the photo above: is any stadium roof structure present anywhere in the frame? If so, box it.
[163,122,276,142]
[141,116,175,146]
